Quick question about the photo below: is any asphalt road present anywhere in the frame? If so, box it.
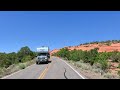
[1,56,85,79]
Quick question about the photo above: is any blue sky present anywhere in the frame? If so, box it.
[0,11,120,53]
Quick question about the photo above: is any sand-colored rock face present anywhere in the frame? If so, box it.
[50,49,59,55]
[50,43,120,55]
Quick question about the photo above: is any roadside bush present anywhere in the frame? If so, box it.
[104,72,116,79]
[87,48,99,65]
[54,47,110,71]
[1,59,12,68]
[99,59,108,71]
[19,63,26,69]
[52,40,120,72]
[117,71,120,76]
[56,48,70,59]
[96,53,109,70]
[68,50,81,61]
[0,46,35,69]
[82,50,90,63]
[0,68,3,76]
[109,51,120,62]
[25,59,36,66]
[21,55,31,63]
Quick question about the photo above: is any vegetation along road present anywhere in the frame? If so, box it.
[1,56,85,79]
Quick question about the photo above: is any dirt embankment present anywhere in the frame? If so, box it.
[50,43,120,55]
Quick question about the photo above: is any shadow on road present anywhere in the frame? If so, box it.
[48,61,52,63]
[37,61,52,65]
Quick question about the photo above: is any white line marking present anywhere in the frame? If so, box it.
[1,64,35,79]
[60,59,85,79]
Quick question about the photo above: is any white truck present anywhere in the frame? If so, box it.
[36,46,50,64]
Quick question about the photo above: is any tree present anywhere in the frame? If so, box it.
[69,49,79,61]
[87,48,99,65]
[7,52,17,64]
[21,55,31,63]
[17,46,33,62]
[29,51,36,59]
[56,48,70,59]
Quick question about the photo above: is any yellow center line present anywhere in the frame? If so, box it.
[38,66,48,79]
[38,61,52,79]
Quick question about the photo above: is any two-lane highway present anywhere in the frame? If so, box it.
[1,56,85,79]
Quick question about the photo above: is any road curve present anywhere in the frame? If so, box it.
[1,56,85,79]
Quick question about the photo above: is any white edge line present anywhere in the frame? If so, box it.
[1,64,35,79]
[60,59,85,79]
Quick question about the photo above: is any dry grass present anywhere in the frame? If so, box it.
[0,59,36,78]
[67,60,120,79]
[103,72,120,79]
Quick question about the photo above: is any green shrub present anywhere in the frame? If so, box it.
[88,48,99,65]
[1,59,12,68]
[53,47,108,71]
[0,46,36,69]
[68,50,81,61]
[100,60,108,71]
[55,48,70,59]
[82,50,90,63]
[97,53,108,70]
[52,41,120,71]
[109,52,120,62]
[21,55,31,63]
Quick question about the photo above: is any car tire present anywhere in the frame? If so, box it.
[46,61,48,64]
[36,61,38,65]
